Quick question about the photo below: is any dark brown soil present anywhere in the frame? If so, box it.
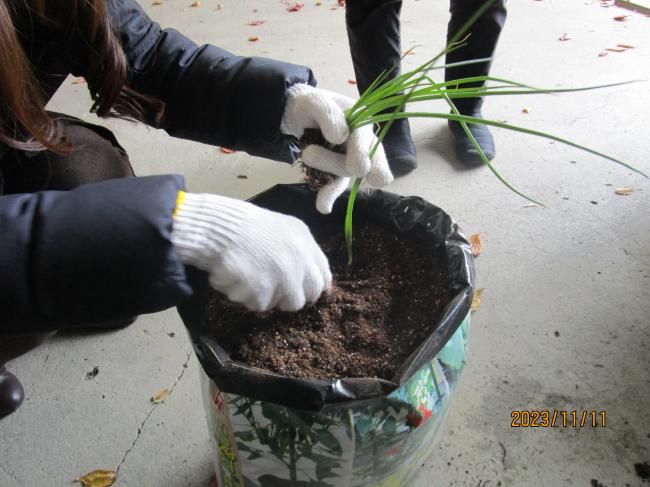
[202,223,451,381]
[636,462,650,482]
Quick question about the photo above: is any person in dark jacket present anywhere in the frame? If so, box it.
[346,0,507,175]
[0,0,392,416]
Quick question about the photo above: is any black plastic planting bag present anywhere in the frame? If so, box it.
[178,184,475,486]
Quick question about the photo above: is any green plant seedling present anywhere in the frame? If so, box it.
[339,0,646,265]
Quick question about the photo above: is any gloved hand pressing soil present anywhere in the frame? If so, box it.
[171,192,332,312]
[281,84,393,214]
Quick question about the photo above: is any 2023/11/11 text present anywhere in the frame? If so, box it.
[511,410,606,428]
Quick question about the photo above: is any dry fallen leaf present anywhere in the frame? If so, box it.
[471,288,484,312]
[522,107,530,114]
[151,388,170,404]
[220,147,236,154]
[316,1,322,5]
[75,470,117,487]
[190,0,200,7]
[215,3,224,9]
[613,15,629,21]
[598,51,609,57]
[606,47,627,52]
[72,77,86,85]
[287,2,304,11]
[558,33,572,41]
[617,43,635,49]
[247,20,267,26]
[347,79,357,85]
[469,234,484,257]
[152,0,163,5]
[248,35,259,42]
[614,187,634,195]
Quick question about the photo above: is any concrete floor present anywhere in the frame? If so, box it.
[1,1,649,486]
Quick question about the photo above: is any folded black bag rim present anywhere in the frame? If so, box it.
[178,184,475,413]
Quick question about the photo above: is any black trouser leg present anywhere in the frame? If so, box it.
[445,0,507,165]
[0,114,136,416]
[445,0,507,114]
[346,0,418,177]
[346,0,402,95]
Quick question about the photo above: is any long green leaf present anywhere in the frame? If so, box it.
[344,177,363,265]
[425,57,494,72]
[348,81,638,123]
[348,66,396,118]
[360,112,648,178]
[430,77,545,206]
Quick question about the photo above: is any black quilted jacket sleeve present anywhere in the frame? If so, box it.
[0,175,193,333]
[108,0,316,162]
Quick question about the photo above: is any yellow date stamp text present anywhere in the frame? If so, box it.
[511,410,606,428]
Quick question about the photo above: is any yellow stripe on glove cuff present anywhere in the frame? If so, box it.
[173,191,186,219]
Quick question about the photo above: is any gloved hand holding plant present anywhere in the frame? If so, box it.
[287,0,647,266]
[280,83,394,214]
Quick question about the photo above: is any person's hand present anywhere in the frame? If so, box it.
[171,192,331,312]
[281,83,393,214]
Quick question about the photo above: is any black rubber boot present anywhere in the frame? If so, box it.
[380,118,417,177]
[0,335,48,418]
[445,0,507,166]
[0,366,24,417]
[448,111,495,167]
[346,0,417,177]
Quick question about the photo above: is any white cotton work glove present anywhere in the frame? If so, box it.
[281,83,394,214]
[171,192,332,312]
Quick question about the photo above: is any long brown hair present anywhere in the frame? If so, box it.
[0,0,162,153]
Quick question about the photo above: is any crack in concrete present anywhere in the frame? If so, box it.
[498,441,507,469]
[115,351,193,475]
[115,404,156,476]
[566,91,621,127]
